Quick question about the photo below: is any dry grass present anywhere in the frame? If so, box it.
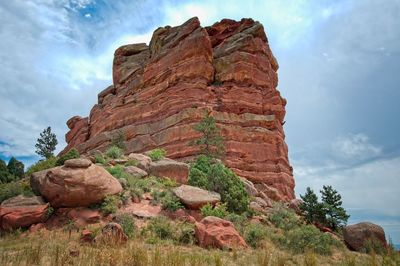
[0,229,397,266]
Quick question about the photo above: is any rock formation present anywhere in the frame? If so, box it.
[63,17,295,201]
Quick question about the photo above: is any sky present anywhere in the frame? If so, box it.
[0,0,399,243]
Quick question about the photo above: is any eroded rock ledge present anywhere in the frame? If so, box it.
[62,17,295,201]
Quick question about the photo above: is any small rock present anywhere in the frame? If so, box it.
[124,166,148,178]
[128,153,152,171]
[149,158,189,184]
[173,185,221,209]
[64,158,92,168]
[195,216,248,250]
[80,229,94,243]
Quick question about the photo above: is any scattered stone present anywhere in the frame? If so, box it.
[94,222,127,245]
[128,153,152,171]
[149,158,189,184]
[31,163,122,207]
[172,185,221,209]
[343,222,387,252]
[124,166,148,178]
[0,195,50,230]
[64,158,92,168]
[195,216,248,249]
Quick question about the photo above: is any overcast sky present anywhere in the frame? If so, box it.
[0,0,399,243]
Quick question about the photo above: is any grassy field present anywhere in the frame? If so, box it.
[0,228,398,266]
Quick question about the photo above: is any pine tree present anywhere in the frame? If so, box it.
[300,187,325,225]
[35,126,58,159]
[191,114,225,158]
[320,185,350,230]
[7,157,24,179]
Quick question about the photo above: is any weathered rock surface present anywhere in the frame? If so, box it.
[128,153,152,171]
[343,222,387,251]
[0,195,49,230]
[124,166,148,178]
[173,185,221,209]
[195,216,248,249]
[31,159,122,207]
[149,158,189,184]
[62,17,295,201]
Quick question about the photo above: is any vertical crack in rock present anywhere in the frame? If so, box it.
[61,17,295,201]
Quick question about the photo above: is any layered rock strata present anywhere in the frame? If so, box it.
[62,17,295,201]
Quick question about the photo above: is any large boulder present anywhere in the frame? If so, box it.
[31,158,122,207]
[149,158,189,184]
[128,153,152,171]
[195,216,248,249]
[124,166,148,178]
[343,222,387,251]
[172,185,221,209]
[0,195,49,230]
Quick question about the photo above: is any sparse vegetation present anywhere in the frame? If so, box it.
[100,195,120,215]
[106,145,122,159]
[25,157,57,176]
[35,126,58,159]
[200,203,229,218]
[188,155,249,214]
[106,165,129,179]
[244,223,268,248]
[115,214,136,239]
[125,159,138,167]
[1,157,25,183]
[0,180,34,202]
[148,148,166,161]
[110,130,126,150]
[55,148,79,166]
[94,154,106,164]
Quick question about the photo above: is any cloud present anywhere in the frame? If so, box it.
[332,133,382,159]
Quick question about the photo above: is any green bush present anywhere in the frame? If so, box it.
[147,217,173,240]
[100,195,120,215]
[106,165,129,179]
[7,157,24,179]
[125,159,138,167]
[244,223,267,248]
[160,190,184,211]
[177,223,195,245]
[148,148,166,161]
[361,237,387,255]
[188,155,249,214]
[26,157,57,176]
[0,180,34,203]
[55,148,79,166]
[276,224,339,255]
[95,154,106,164]
[200,203,229,218]
[0,159,15,183]
[269,203,301,230]
[116,214,136,239]
[106,146,122,159]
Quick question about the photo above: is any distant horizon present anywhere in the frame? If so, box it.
[1,0,399,243]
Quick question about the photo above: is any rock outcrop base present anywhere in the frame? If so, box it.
[62,17,295,201]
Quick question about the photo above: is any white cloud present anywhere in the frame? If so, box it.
[332,133,382,159]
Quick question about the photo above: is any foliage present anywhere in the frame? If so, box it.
[100,195,120,215]
[0,159,15,183]
[188,155,249,214]
[275,224,339,255]
[361,237,387,255]
[244,223,267,248]
[300,186,349,231]
[124,159,138,167]
[55,148,79,166]
[46,206,54,219]
[160,190,184,211]
[106,146,122,159]
[0,180,34,203]
[94,154,106,164]
[106,165,129,179]
[110,130,126,150]
[7,157,24,179]
[300,187,326,225]
[148,148,166,161]
[200,203,229,218]
[176,223,195,245]
[26,157,57,176]
[320,185,350,230]
[147,217,174,240]
[191,114,225,158]
[116,214,136,239]
[35,126,58,159]
[269,203,301,230]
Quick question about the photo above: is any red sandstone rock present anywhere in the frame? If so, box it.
[195,216,248,249]
[61,17,295,202]
[149,158,189,184]
[81,229,94,243]
[343,222,387,252]
[0,195,49,230]
[29,223,46,233]
[172,185,221,209]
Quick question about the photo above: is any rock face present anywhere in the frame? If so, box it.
[0,195,49,230]
[343,222,387,251]
[62,17,295,201]
[31,158,122,207]
[195,216,248,249]
[173,185,221,209]
[149,158,189,184]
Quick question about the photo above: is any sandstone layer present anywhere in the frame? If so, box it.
[62,17,295,201]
